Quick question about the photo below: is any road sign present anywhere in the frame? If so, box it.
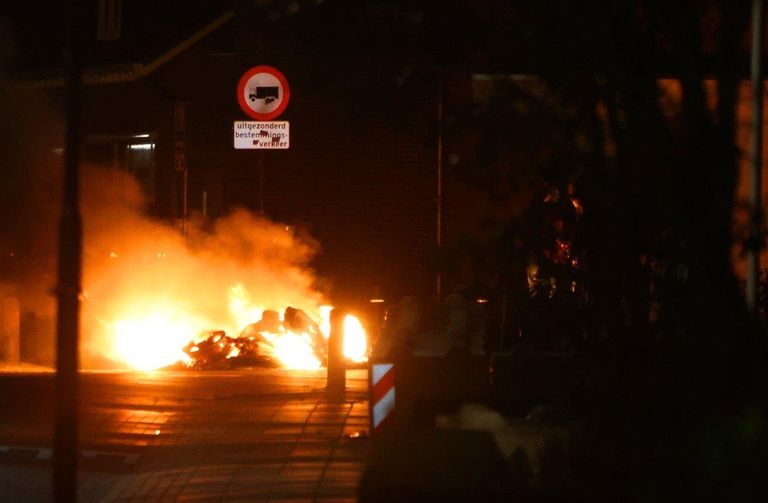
[234,121,290,149]
[237,66,290,120]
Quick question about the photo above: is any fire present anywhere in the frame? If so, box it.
[258,330,322,370]
[78,167,368,372]
[97,284,369,371]
[228,283,266,330]
[319,305,333,338]
[103,296,368,371]
[226,284,323,370]
[343,314,368,363]
[250,311,367,369]
[109,311,203,371]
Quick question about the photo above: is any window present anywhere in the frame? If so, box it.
[97,0,122,41]
[83,134,157,207]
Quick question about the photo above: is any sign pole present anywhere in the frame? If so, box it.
[174,102,188,234]
[259,152,265,215]
[257,43,265,216]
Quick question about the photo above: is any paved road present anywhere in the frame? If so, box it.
[0,368,369,502]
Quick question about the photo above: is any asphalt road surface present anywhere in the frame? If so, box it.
[0,368,370,502]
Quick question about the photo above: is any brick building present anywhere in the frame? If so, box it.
[12,1,442,304]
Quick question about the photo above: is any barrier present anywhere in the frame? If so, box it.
[326,308,346,400]
[370,362,395,431]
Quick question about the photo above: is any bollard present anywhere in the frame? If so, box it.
[369,361,395,432]
[0,284,20,364]
[326,308,346,400]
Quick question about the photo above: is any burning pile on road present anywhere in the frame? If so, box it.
[108,293,368,372]
[74,168,370,372]
[181,306,367,371]
[99,277,369,372]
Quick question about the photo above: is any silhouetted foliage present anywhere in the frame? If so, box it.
[287,0,768,498]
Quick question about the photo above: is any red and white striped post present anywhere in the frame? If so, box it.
[370,362,396,432]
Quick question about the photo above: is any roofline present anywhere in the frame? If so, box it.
[23,9,234,87]
[138,9,234,79]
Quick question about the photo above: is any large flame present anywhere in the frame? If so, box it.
[78,167,368,371]
[102,297,214,371]
[228,283,267,331]
[99,281,368,371]
[259,330,322,370]
[224,285,368,370]
[343,314,368,363]
[227,283,324,370]
[109,311,198,371]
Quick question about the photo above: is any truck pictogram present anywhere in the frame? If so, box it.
[248,86,279,104]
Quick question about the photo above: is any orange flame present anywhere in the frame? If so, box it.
[258,329,322,370]
[79,168,328,371]
[108,310,204,370]
[343,314,368,363]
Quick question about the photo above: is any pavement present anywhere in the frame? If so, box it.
[0,368,370,502]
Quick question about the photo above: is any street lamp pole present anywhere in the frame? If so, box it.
[436,76,444,301]
[53,1,83,501]
[747,0,764,315]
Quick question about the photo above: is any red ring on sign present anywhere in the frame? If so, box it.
[236,65,291,120]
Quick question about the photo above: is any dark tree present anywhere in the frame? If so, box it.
[284,0,768,497]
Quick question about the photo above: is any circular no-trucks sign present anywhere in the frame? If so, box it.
[237,65,290,120]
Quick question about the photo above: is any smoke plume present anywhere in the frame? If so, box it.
[2,19,327,368]
[80,166,325,368]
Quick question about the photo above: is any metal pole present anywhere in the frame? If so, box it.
[54,1,83,500]
[436,77,444,301]
[259,153,265,216]
[174,102,188,234]
[182,168,189,233]
[747,0,764,315]
[257,38,265,217]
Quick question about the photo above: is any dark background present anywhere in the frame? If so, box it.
[3,1,768,498]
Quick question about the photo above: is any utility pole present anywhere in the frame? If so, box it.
[436,76,444,301]
[53,0,83,500]
[747,0,764,315]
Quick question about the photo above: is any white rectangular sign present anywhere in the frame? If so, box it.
[234,121,290,149]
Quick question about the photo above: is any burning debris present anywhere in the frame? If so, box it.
[176,306,366,371]
[182,330,266,369]
[67,167,366,371]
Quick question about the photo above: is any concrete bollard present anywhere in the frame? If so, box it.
[0,283,20,364]
[326,308,346,400]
